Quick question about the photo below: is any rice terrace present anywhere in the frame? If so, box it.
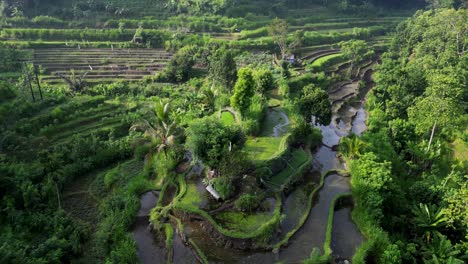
[0,1,466,264]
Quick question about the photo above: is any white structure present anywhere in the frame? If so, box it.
[206,184,220,200]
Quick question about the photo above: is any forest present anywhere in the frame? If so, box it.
[0,0,466,264]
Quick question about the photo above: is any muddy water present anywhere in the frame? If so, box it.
[332,207,365,260]
[184,221,276,264]
[280,174,350,263]
[172,233,197,263]
[351,107,367,136]
[281,171,320,235]
[132,191,166,264]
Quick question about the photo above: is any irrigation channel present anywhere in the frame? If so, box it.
[132,69,374,263]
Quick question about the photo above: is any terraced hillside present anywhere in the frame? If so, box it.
[32,48,172,84]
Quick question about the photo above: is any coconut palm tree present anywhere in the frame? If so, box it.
[55,69,89,95]
[131,100,180,161]
[201,85,218,113]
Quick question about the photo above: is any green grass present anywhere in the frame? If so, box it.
[220,111,236,125]
[451,138,467,162]
[244,137,284,164]
[189,238,209,264]
[323,193,352,258]
[178,183,202,208]
[214,211,273,233]
[268,148,310,186]
[164,223,175,251]
[311,53,343,67]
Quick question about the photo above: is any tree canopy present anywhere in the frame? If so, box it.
[185,117,245,169]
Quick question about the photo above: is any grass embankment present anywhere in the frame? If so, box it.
[308,53,345,72]
[30,48,171,84]
[189,239,209,264]
[273,170,338,249]
[244,137,284,164]
[214,210,273,234]
[65,158,155,263]
[323,193,352,258]
[178,183,202,208]
[266,148,312,189]
[174,184,282,243]
[220,111,236,125]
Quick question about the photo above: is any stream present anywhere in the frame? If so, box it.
[132,69,373,263]
[132,191,166,264]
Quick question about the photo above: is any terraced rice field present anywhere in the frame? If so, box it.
[32,48,172,84]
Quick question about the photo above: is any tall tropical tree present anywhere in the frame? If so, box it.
[268,18,289,60]
[131,100,180,161]
[201,85,218,113]
[230,68,255,116]
[208,47,237,91]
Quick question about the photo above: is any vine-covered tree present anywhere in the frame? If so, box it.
[231,68,255,116]
[298,84,331,125]
[157,45,196,83]
[185,117,245,169]
[208,47,237,91]
[268,18,289,60]
[252,68,274,95]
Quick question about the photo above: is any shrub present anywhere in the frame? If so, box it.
[186,117,245,169]
[104,168,120,189]
[253,68,274,95]
[278,78,290,98]
[212,177,234,200]
[242,118,261,136]
[88,82,130,96]
[234,194,261,212]
[245,94,267,122]
[0,82,16,103]
[31,16,65,27]
[157,46,197,83]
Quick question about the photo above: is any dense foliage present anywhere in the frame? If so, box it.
[343,8,467,264]
[1,1,466,263]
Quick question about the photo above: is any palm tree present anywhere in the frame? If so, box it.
[412,203,448,242]
[131,100,179,161]
[339,135,366,159]
[55,69,89,95]
[201,85,218,113]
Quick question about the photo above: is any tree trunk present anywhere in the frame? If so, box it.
[54,181,61,209]
[26,73,36,102]
[426,120,437,152]
[34,65,43,100]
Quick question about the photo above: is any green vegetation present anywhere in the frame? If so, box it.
[340,8,468,264]
[308,53,345,72]
[244,137,284,164]
[267,148,311,188]
[220,111,236,125]
[214,211,273,233]
[2,1,465,263]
